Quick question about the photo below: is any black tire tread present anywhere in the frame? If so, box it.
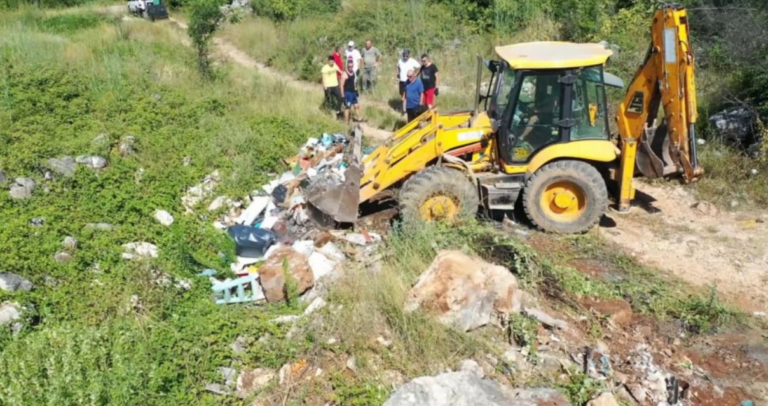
[522,160,607,234]
[399,166,479,224]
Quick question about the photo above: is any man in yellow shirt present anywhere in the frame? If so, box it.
[322,56,343,115]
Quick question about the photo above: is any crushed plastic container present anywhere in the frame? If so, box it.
[227,225,276,258]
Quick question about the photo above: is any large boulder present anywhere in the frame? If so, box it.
[709,107,762,155]
[382,370,571,406]
[382,371,511,406]
[0,272,33,292]
[258,247,314,303]
[404,250,521,331]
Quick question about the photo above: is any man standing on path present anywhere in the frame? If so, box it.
[397,49,421,98]
[345,41,362,87]
[321,56,343,115]
[343,61,363,125]
[332,46,344,82]
[402,68,424,122]
[419,54,439,109]
[360,39,381,92]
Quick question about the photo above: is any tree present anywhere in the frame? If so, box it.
[188,0,225,80]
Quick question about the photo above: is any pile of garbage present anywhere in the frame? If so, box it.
[199,131,381,305]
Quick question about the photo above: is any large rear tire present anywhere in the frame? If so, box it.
[399,166,479,224]
[523,160,607,234]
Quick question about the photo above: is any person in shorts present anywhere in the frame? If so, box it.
[419,54,440,109]
[343,61,363,125]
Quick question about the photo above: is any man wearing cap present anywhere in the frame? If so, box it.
[396,49,421,98]
[345,41,362,87]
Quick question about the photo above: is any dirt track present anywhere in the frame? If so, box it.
[600,180,768,314]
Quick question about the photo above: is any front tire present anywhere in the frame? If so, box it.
[399,166,479,224]
[523,160,607,234]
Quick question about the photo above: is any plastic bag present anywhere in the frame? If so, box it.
[227,225,276,258]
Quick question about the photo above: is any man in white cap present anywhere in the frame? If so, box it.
[345,41,362,87]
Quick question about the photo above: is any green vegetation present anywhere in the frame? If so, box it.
[0,8,338,404]
[188,0,226,79]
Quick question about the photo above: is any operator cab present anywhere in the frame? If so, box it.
[481,42,623,167]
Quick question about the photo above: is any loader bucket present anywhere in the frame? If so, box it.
[304,126,364,228]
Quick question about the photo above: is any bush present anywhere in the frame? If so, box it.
[250,0,340,21]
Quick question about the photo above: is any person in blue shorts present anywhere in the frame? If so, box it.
[343,61,363,125]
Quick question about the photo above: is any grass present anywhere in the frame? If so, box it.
[0,7,339,405]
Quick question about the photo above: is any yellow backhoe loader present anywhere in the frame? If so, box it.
[307,3,703,234]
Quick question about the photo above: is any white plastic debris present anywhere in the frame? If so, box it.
[292,240,315,258]
[154,209,174,226]
[208,196,228,212]
[122,242,159,260]
[318,242,345,262]
[305,137,319,147]
[236,196,270,225]
[308,251,335,281]
[213,220,228,230]
[290,195,306,208]
[278,171,295,184]
[697,138,706,146]
[260,216,278,230]
[750,169,759,176]
[307,168,318,178]
[304,297,327,315]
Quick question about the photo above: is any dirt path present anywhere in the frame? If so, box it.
[166,17,393,142]
[600,180,768,313]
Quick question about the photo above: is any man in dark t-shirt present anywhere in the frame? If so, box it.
[419,54,439,109]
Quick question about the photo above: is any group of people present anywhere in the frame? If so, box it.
[321,40,440,125]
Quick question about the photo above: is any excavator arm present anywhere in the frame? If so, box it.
[615,3,703,211]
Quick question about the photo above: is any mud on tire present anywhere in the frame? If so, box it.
[523,160,607,234]
[399,166,480,224]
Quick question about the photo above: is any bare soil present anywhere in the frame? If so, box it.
[599,180,768,314]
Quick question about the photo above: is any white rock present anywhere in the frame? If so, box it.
[272,315,299,324]
[304,297,327,315]
[376,336,392,347]
[460,359,484,378]
[308,251,335,281]
[154,209,174,226]
[122,242,159,260]
[318,242,345,262]
[586,392,619,406]
[76,155,108,169]
[0,273,33,292]
[236,368,276,399]
[291,240,315,258]
[0,302,21,326]
[236,196,270,226]
[62,236,78,250]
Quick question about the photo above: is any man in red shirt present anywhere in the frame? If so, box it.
[332,46,344,81]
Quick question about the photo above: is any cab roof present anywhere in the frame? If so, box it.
[495,42,613,70]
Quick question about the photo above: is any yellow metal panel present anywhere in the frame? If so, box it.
[359,111,493,203]
[494,42,613,70]
[522,140,618,175]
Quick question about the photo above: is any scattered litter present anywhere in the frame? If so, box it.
[198,269,217,277]
[182,170,220,213]
[228,225,276,258]
[154,209,174,226]
[236,196,270,225]
[29,217,45,227]
[318,242,345,262]
[212,274,265,304]
[344,232,382,246]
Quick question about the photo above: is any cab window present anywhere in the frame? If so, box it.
[572,67,609,140]
[508,72,563,163]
